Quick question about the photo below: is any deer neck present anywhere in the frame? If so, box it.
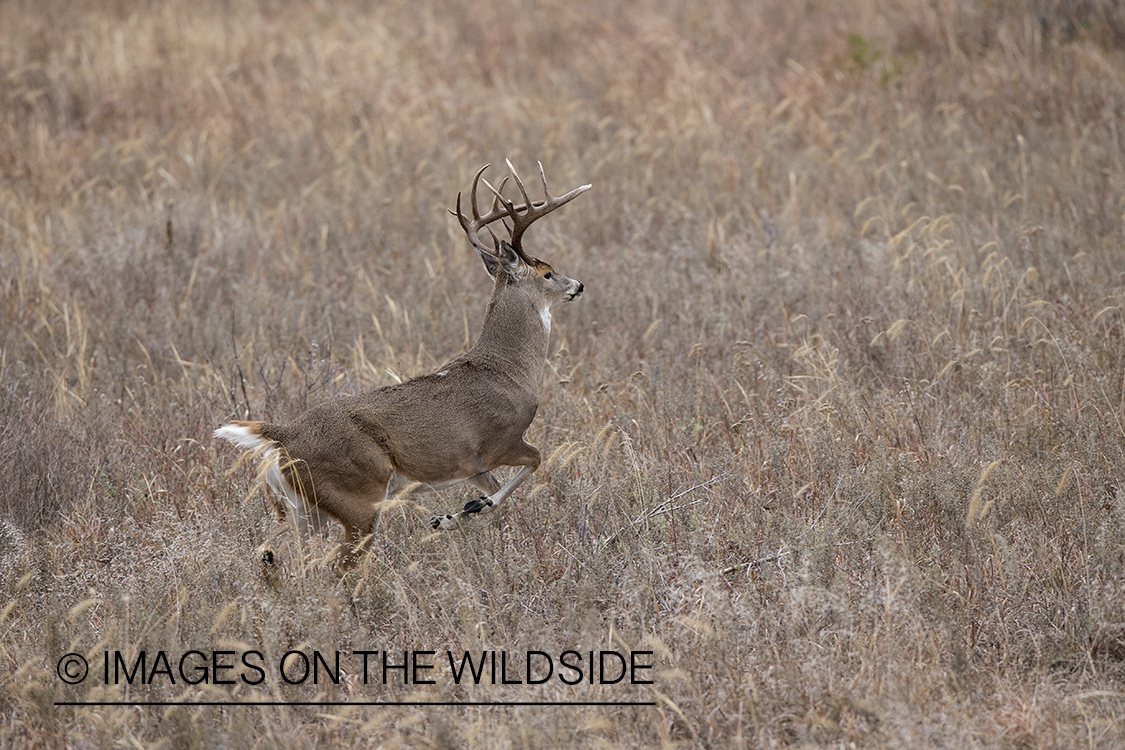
[470,279,551,385]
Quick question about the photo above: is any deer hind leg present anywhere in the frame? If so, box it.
[260,445,390,573]
[257,449,329,566]
[314,469,390,573]
[330,450,393,572]
[429,442,541,530]
[266,494,332,566]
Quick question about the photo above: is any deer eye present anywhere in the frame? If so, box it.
[544,272,553,280]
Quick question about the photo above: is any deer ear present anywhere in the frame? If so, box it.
[498,240,521,275]
[477,247,499,278]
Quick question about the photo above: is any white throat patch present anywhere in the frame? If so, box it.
[540,307,552,334]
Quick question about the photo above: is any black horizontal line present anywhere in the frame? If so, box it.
[55,700,656,707]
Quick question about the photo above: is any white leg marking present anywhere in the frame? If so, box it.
[479,465,535,513]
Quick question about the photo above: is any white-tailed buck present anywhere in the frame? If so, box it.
[215,160,590,571]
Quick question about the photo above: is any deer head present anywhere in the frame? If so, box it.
[451,160,589,307]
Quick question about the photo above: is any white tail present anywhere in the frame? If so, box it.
[213,423,268,452]
[214,424,327,538]
[215,160,590,571]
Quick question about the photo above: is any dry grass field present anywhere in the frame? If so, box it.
[3,0,1125,746]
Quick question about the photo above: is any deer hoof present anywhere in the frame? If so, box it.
[464,496,496,514]
[430,514,456,530]
[256,544,276,566]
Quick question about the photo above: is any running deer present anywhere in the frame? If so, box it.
[214,160,590,571]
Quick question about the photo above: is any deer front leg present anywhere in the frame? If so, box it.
[430,466,536,530]
[427,472,497,530]
[462,465,535,515]
[429,443,541,530]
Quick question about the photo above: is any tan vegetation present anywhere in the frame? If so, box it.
[2,0,1125,746]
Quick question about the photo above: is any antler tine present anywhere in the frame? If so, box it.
[537,160,550,199]
[450,191,478,250]
[505,158,535,215]
[486,176,510,216]
[469,164,486,222]
[487,222,502,244]
[532,159,593,209]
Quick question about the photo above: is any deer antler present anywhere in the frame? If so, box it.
[451,161,591,261]
[490,159,591,259]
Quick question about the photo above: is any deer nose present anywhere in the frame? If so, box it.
[576,281,584,295]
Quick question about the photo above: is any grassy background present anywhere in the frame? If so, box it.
[3,0,1125,746]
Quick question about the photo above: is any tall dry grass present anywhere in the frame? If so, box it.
[2,0,1124,746]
